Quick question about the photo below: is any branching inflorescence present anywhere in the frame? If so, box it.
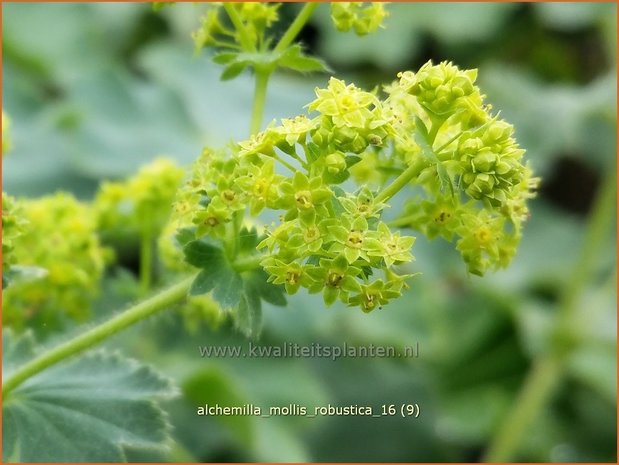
[170,60,539,314]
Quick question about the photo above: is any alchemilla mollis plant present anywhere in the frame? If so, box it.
[2,3,542,462]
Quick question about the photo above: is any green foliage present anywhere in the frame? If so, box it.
[182,229,286,337]
[2,330,177,462]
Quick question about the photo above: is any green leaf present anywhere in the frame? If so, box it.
[236,281,263,338]
[175,227,196,248]
[183,367,254,448]
[185,238,243,309]
[238,226,259,255]
[277,45,331,73]
[189,265,243,309]
[3,266,48,289]
[183,237,224,269]
[212,52,238,65]
[246,269,287,307]
[2,330,177,462]
[220,61,248,81]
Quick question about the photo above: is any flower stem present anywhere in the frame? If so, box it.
[483,169,616,461]
[375,163,423,204]
[232,253,265,273]
[483,354,564,462]
[2,275,195,397]
[273,3,319,53]
[223,3,255,52]
[376,118,445,204]
[250,67,271,135]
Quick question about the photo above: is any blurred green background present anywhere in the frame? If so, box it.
[2,2,617,462]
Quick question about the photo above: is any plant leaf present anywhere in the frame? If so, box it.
[2,329,177,462]
[184,238,243,309]
[212,52,238,65]
[246,269,287,307]
[236,281,263,338]
[220,61,248,81]
[277,45,331,73]
[183,237,224,269]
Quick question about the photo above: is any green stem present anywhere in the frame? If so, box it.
[232,253,265,273]
[273,3,319,53]
[139,230,153,293]
[231,210,242,258]
[387,214,417,229]
[250,68,271,135]
[273,152,297,173]
[2,276,195,397]
[223,3,255,52]
[483,169,617,461]
[426,116,445,147]
[375,163,423,204]
[557,169,617,320]
[483,354,564,462]
[376,118,444,204]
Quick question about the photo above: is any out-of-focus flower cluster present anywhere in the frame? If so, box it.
[94,157,184,240]
[4,193,107,330]
[330,3,389,36]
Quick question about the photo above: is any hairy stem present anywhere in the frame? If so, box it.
[484,169,616,461]
[2,276,195,396]
[250,68,271,135]
[273,3,319,53]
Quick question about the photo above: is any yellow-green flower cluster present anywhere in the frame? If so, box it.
[176,61,537,310]
[95,158,185,239]
[192,3,280,55]
[4,193,107,330]
[308,77,391,155]
[257,172,414,310]
[382,60,539,275]
[330,3,388,36]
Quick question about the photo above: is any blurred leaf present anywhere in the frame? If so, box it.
[2,329,177,462]
[535,3,615,31]
[236,281,263,338]
[436,385,511,444]
[481,67,616,173]
[183,366,254,448]
[567,345,617,404]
